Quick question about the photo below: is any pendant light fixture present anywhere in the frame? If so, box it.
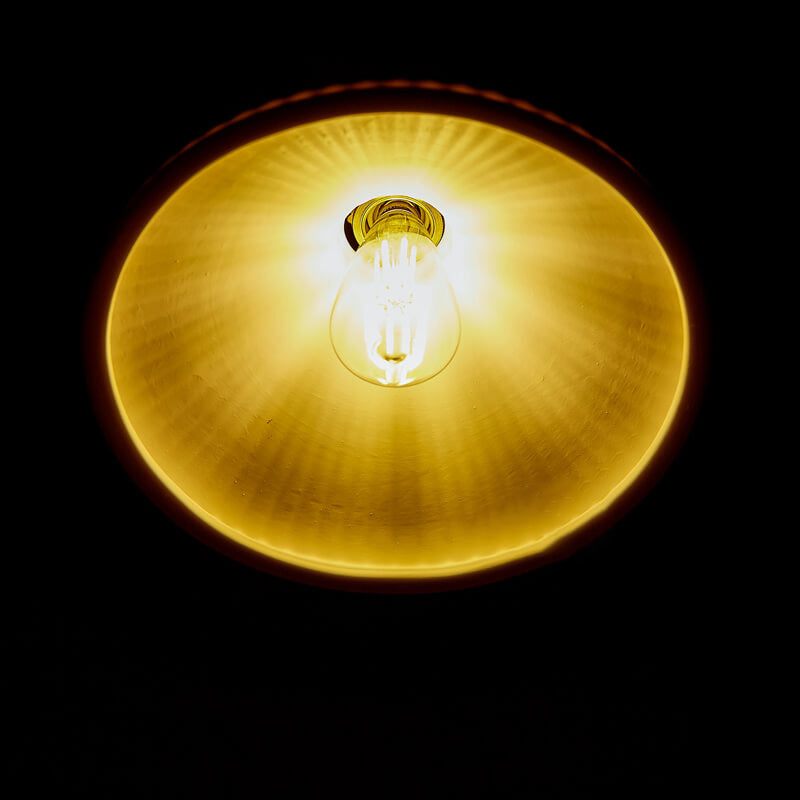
[91,81,700,590]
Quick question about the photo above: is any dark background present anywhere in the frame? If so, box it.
[24,29,732,796]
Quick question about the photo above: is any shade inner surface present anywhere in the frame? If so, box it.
[107,112,689,578]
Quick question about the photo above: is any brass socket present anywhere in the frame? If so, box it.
[344,195,445,251]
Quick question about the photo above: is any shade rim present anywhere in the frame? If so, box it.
[85,81,707,592]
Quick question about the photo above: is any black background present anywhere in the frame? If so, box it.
[25,28,732,796]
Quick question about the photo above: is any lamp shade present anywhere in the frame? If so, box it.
[95,82,696,589]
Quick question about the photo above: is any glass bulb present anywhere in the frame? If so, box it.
[330,216,460,387]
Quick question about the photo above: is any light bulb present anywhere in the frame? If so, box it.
[330,197,460,387]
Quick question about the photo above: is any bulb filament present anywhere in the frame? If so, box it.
[362,235,431,386]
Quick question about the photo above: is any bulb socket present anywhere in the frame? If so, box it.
[344,195,445,251]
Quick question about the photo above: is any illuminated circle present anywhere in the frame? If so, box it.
[95,83,698,589]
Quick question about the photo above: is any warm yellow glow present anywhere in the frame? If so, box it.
[330,221,460,387]
[105,111,690,580]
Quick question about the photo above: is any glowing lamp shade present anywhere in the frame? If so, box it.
[98,83,696,589]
